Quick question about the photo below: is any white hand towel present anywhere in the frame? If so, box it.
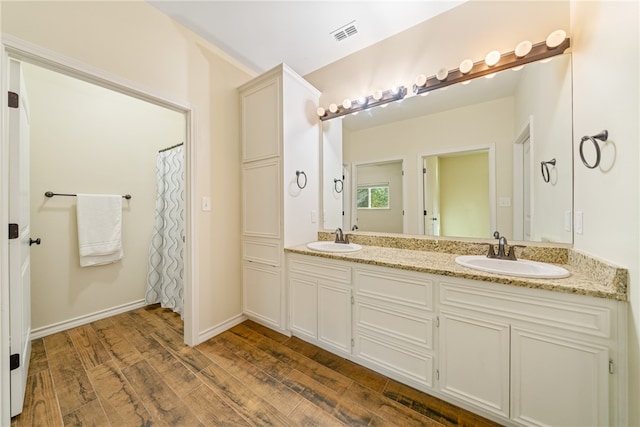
[77,194,124,267]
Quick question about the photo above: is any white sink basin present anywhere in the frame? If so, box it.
[455,255,570,279]
[307,241,362,253]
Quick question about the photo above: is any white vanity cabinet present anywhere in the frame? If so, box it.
[285,253,627,426]
[438,277,624,427]
[240,65,320,333]
[438,309,510,418]
[352,264,436,390]
[288,255,352,355]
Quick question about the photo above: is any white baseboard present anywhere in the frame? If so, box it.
[31,299,147,340]
[197,313,247,344]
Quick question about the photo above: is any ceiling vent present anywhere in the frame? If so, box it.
[331,21,358,42]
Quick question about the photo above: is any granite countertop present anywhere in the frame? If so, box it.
[285,242,628,301]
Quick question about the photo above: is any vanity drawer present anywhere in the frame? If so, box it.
[354,267,433,311]
[354,330,433,388]
[289,256,351,284]
[439,279,612,338]
[355,301,433,349]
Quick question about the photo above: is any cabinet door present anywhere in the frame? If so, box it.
[241,78,280,162]
[511,328,609,426]
[439,311,510,418]
[243,262,281,328]
[289,276,317,340]
[242,159,281,238]
[318,282,352,353]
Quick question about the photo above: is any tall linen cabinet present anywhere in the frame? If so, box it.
[240,64,320,333]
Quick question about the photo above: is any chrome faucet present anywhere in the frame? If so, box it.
[334,227,349,244]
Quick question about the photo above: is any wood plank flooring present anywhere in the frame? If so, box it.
[12,305,503,426]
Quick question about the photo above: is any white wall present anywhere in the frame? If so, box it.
[1,0,253,340]
[322,119,343,230]
[23,63,184,330]
[570,2,640,425]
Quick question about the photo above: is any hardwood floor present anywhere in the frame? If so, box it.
[12,305,503,426]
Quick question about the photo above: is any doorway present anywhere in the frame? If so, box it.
[421,146,496,238]
[1,40,196,419]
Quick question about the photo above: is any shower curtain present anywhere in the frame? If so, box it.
[146,145,185,316]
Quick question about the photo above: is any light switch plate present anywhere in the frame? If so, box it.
[575,211,583,234]
[201,196,211,211]
[499,197,511,207]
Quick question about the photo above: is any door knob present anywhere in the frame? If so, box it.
[29,238,41,246]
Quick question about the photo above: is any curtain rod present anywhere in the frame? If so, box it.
[159,142,184,153]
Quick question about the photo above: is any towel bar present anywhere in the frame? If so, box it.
[45,191,132,200]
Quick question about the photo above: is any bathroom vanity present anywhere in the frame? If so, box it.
[285,237,627,427]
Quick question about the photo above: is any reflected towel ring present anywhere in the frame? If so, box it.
[579,130,608,169]
[540,158,556,183]
[295,170,307,189]
[334,178,343,193]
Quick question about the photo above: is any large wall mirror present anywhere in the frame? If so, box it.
[322,52,573,244]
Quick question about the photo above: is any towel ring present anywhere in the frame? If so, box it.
[540,158,556,183]
[334,178,343,193]
[295,170,307,189]
[579,130,608,169]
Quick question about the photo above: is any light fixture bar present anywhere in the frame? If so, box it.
[319,86,407,121]
[413,38,570,96]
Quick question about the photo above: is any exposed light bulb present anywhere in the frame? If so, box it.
[358,96,368,105]
[485,50,501,67]
[372,90,383,101]
[316,107,326,117]
[436,68,448,81]
[515,40,532,58]
[459,59,473,74]
[390,86,399,95]
[342,99,352,109]
[415,74,427,87]
[485,73,497,79]
[511,65,525,71]
[546,29,566,48]
[329,103,338,113]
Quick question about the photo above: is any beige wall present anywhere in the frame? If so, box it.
[355,161,403,233]
[23,63,184,330]
[439,152,490,238]
[1,1,253,337]
[306,0,638,422]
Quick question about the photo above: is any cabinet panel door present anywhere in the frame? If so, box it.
[242,160,281,238]
[243,262,281,327]
[242,79,280,161]
[511,328,609,427]
[318,282,352,353]
[439,311,510,418]
[289,276,317,340]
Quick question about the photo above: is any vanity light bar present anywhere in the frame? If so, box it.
[318,86,408,121]
[413,37,571,96]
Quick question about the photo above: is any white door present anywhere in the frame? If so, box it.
[8,58,33,417]
[522,137,532,240]
[422,156,440,236]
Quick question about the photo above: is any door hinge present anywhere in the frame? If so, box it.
[351,338,355,347]
[8,91,19,108]
[351,296,354,305]
[609,359,614,374]
[423,167,427,174]
[435,316,440,328]
[10,353,19,371]
[9,223,19,240]
[402,170,404,176]
[436,369,440,380]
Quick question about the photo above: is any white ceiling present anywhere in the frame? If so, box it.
[147,1,466,76]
